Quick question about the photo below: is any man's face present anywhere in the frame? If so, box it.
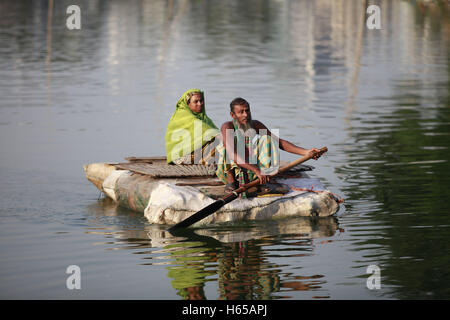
[231,104,251,126]
[187,93,204,113]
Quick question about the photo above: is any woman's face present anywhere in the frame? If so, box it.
[187,93,204,113]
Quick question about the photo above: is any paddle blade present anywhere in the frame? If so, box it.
[168,196,233,232]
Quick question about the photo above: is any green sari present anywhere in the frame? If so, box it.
[165,89,219,164]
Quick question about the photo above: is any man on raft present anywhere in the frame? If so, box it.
[216,97,322,195]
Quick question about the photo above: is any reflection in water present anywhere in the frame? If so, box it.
[164,241,215,300]
[216,236,326,300]
[341,78,450,299]
[86,198,339,299]
[217,240,281,300]
[158,217,338,300]
[335,3,450,299]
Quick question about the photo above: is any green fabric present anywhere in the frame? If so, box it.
[165,89,219,163]
[165,242,213,299]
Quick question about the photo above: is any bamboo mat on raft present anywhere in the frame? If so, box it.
[115,162,217,178]
[114,156,314,178]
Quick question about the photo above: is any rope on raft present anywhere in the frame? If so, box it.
[289,185,345,204]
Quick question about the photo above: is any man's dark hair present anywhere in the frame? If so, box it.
[230,97,250,113]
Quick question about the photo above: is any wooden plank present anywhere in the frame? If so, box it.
[124,156,167,163]
[175,180,224,186]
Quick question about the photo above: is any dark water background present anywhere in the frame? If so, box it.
[0,0,449,299]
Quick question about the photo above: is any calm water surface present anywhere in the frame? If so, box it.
[0,0,449,299]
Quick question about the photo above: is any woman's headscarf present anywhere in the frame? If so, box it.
[165,89,219,163]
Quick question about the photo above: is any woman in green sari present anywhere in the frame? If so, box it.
[165,89,220,164]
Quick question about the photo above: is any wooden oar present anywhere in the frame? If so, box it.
[168,147,328,232]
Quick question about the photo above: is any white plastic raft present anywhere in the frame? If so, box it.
[84,162,341,227]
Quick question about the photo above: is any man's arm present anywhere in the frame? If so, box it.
[253,120,322,159]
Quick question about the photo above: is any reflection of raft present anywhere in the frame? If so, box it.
[83,157,341,227]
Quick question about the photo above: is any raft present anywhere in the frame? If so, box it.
[83,157,341,227]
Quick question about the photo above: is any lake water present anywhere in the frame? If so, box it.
[0,0,449,300]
